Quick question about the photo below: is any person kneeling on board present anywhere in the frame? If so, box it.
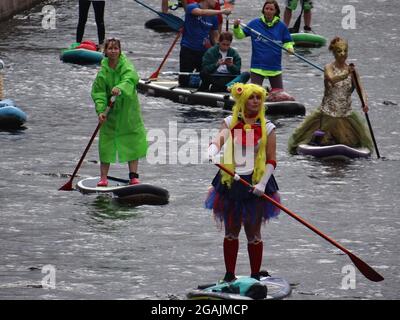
[198,31,250,92]
[91,38,148,187]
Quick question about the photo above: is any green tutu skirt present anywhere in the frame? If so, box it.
[288,109,373,154]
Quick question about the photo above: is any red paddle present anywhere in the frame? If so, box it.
[216,163,384,282]
[149,28,183,80]
[59,96,116,191]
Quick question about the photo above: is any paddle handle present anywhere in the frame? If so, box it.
[350,66,381,158]
[223,1,234,32]
[240,23,324,72]
[102,95,116,116]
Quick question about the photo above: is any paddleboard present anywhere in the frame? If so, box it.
[76,176,169,206]
[60,42,103,65]
[145,18,175,32]
[187,273,291,300]
[291,33,327,48]
[137,79,306,116]
[297,144,371,160]
[61,49,103,65]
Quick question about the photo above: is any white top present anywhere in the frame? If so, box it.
[216,50,229,74]
[223,115,276,174]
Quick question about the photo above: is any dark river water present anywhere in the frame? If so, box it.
[0,0,399,300]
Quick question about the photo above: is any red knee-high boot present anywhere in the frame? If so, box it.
[223,237,239,282]
[248,241,263,280]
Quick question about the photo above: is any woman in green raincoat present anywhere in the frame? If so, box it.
[91,38,148,186]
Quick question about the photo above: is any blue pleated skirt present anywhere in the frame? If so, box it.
[205,172,281,228]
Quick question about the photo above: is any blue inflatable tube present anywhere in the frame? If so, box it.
[0,99,27,129]
[60,48,103,65]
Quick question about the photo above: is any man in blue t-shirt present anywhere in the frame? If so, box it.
[179,0,231,87]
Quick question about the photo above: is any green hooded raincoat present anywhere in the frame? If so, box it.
[91,53,148,163]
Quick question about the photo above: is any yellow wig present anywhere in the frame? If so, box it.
[221,83,269,187]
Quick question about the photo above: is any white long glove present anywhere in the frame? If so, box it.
[208,143,220,163]
[253,163,275,196]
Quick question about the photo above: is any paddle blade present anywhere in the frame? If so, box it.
[159,12,184,32]
[59,179,73,191]
[149,71,159,80]
[348,252,384,282]
[133,0,183,31]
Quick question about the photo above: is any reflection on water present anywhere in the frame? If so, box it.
[86,195,142,222]
[0,126,27,133]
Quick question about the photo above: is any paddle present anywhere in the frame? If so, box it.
[289,0,304,33]
[223,0,235,31]
[59,96,116,191]
[350,64,381,159]
[149,28,183,80]
[240,23,324,72]
[161,71,200,76]
[133,0,184,32]
[215,163,384,282]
